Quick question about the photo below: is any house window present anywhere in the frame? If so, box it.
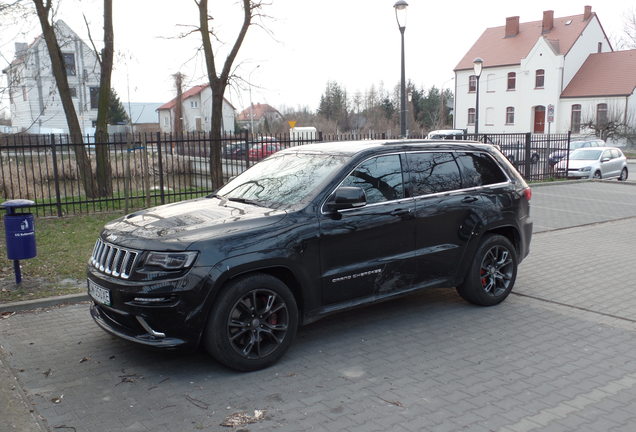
[89,87,99,109]
[485,107,494,126]
[468,75,476,92]
[596,103,608,127]
[571,104,581,133]
[163,116,169,126]
[597,42,602,53]
[535,69,545,88]
[506,107,515,125]
[69,87,77,98]
[507,72,516,90]
[63,53,76,76]
[486,74,495,92]
[190,101,198,108]
[467,108,475,125]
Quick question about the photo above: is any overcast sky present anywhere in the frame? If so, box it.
[0,0,633,116]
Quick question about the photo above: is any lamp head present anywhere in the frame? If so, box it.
[394,0,408,30]
[473,57,484,77]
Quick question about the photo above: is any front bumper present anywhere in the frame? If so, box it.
[556,169,591,179]
[87,265,214,350]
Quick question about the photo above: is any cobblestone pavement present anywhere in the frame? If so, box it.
[1,182,636,432]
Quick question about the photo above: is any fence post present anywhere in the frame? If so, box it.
[524,132,532,179]
[156,132,165,205]
[50,134,63,217]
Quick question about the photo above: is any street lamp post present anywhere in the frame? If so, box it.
[394,0,408,138]
[473,57,483,136]
[248,65,260,137]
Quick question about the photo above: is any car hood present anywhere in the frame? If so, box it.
[101,197,287,250]
[556,159,597,169]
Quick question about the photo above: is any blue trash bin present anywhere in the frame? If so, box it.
[2,199,36,283]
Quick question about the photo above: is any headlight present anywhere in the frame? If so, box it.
[144,251,198,270]
[581,166,591,172]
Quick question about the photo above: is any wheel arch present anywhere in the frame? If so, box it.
[483,225,521,258]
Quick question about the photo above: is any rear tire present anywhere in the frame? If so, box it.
[204,273,298,371]
[457,235,517,306]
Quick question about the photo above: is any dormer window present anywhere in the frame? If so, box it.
[468,75,476,92]
[535,69,545,89]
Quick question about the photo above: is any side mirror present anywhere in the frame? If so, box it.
[601,157,610,163]
[325,187,367,212]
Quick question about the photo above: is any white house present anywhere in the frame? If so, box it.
[236,103,283,134]
[453,6,636,135]
[2,20,101,134]
[157,84,236,134]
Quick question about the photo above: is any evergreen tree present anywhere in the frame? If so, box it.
[107,89,128,124]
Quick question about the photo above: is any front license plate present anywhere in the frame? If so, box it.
[88,280,111,306]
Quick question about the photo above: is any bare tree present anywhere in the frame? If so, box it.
[620,8,636,49]
[88,0,114,196]
[196,0,262,190]
[32,0,97,197]
[581,103,636,142]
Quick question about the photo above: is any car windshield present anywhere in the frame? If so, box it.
[215,152,349,209]
[570,142,588,150]
[570,149,602,160]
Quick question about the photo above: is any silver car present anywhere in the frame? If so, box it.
[548,138,604,165]
[555,147,628,180]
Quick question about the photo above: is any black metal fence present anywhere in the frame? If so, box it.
[466,132,572,181]
[1,130,570,217]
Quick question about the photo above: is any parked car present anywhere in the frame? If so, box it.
[222,141,248,160]
[555,146,628,180]
[247,141,283,161]
[426,129,466,140]
[88,140,533,371]
[548,138,604,166]
[500,143,540,166]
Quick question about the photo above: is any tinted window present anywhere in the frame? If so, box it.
[407,152,461,196]
[456,152,507,187]
[341,155,404,204]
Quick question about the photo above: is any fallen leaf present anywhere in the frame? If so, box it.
[221,410,266,427]
[43,368,52,377]
[51,395,64,404]
[79,357,90,363]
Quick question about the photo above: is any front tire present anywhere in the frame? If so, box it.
[204,273,298,371]
[457,234,517,306]
[619,167,628,181]
[593,170,602,179]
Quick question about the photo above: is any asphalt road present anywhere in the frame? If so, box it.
[1,180,636,432]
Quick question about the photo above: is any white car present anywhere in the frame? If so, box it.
[426,129,466,140]
[555,147,628,180]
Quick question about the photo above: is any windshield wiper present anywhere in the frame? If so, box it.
[226,197,263,207]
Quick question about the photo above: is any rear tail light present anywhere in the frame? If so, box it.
[523,187,532,201]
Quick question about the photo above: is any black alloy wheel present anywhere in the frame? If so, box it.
[457,234,517,306]
[204,273,298,371]
[227,288,290,360]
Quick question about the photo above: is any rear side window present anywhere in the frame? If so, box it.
[455,152,508,187]
[406,152,461,196]
[341,154,405,204]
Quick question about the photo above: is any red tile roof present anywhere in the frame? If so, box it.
[157,84,235,110]
[561,50,636,98]
[157,84,208,110]
[455,12,599,71]
[236,103,282,121]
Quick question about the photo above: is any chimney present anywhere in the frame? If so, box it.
[542,10,554,33]
[14,42,28,58]
[583,5,592,21]
[505,16,520,38]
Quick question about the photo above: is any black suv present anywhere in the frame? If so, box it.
[88,140,532,371]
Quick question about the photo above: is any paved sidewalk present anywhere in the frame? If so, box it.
[1,182,636,432]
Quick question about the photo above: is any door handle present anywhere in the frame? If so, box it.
[461,196,478,204]
[390,208,412,217]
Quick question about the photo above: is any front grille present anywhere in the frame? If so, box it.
[90,239,140,279]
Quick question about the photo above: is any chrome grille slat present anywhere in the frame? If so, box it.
[90,239,140,280]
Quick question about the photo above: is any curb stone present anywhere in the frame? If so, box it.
[0,293,89,314]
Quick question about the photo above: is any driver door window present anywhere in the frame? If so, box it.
[341,155,405,204]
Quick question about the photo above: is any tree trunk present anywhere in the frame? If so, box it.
[33,0,97,198]
[94,0,114,197]
[197,0,253,191]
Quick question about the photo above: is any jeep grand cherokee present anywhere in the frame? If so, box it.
[88,140,532,371]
